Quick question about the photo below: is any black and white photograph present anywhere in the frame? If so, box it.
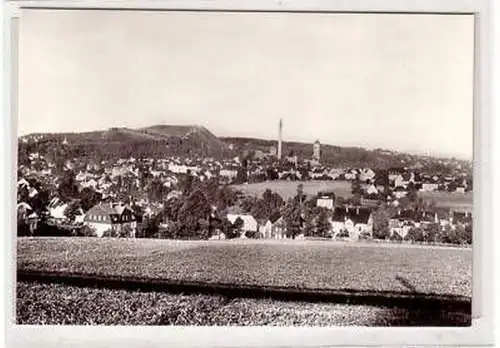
[10,5,478,330]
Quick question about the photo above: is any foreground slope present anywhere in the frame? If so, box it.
[16,281,470,326]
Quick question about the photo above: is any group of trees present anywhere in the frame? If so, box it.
[143,177,241,240]
[402,223,472,245]
[238,189,284,222]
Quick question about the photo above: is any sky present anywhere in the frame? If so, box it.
[18,10,474,159]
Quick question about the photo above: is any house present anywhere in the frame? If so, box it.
[389,220,413,239]
[389,210,419,239]
[435,208,453,228]
[28,187,39,198]
[420,183,439,192]
[393,175,406,188]
[330,206,373,240]
[359,168,376,182]
[316,191,336,210]
[227,213,259,237]
[364,184,379,196]
[84,203,137,238]
[17,178,29,189]
[17,202,39,233]
[74,208,86,224]
[393,186,408,199]
[360,198,380,208]
[220,169,238,180]
[17,202,33,219]
[209,231,226,240]
[260,212,286,239]
[47,198,68,223]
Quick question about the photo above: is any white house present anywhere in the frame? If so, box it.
[393,187,408,199]
[316,191,336,210]
[420,183,439,192]
[393,175,406,188]
[74,208,86,224]
[17,178,29,189]
[48,198,68,222]
[28,187,39,198]
[84,203,137,238]
[168,163,200,174]
[359,168,376,182]
[330,206,373,240]
[227,214,259,237]
[364,184,379,195]
[220,169,238,180]
[260,212,286,239]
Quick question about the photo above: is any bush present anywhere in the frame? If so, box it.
[389,232,403,242]
[336,229,350,238]
[244,230,260,239]
[35,222,73,237]
[405,227,426,242]
[17,220,31,237]
[102,229,117,238]
[118,225,134,238]
[358,231,372,240]
[75,225,97,237]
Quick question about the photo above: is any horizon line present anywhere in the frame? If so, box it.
[18,123,473,162]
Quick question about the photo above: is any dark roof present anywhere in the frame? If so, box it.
[391,209,438,222]
[85,203,133,217]
[268,211,282,224]
[391,209,417,221]
[332,206,372,224]
[317,191,336,199]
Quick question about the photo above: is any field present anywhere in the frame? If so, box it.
[16,281,469,326]
[418,191,473,211]
[231,180,353,200]
[17,238,472,297]
[232,180,473,210]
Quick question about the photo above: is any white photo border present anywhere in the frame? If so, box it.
[2,0,494,347]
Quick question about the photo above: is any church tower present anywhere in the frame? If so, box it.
[277,118,283,160]
[313,140,321,163]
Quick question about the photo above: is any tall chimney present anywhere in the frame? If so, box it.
[277,118,283,160]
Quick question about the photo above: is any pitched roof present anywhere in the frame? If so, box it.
[86,203,132,216]
[268,211,282,224]
[227,214,258,231]
[317,191,336,199]
[17,202,32,211]
[332,206,372,224]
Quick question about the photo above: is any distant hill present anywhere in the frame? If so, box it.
[18,125,230,162]
[18,125,471,173]
[220,136,468,171]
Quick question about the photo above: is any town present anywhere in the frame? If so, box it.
[16,122,473,246]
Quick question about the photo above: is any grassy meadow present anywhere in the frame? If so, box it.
[231,180,473,210]
[231,180,353,200]
[418,191,473,211]
[17,238,472,297]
